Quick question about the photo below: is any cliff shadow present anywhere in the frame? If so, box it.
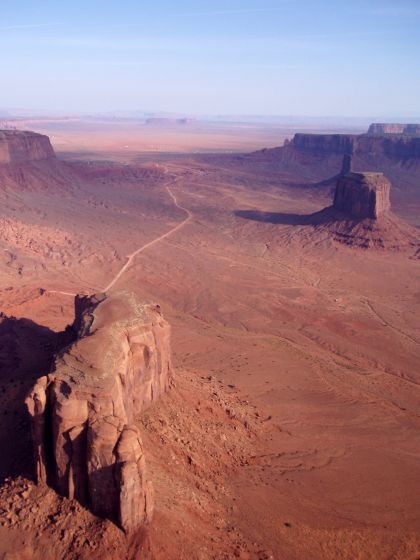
[0,316,73,483]
[234,207,336,226]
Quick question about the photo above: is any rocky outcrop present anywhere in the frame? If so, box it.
[0,130,55,164]
[367,123,420,136]
[25,291,172,532]
[306,160,419,252]
[333,172,391,219]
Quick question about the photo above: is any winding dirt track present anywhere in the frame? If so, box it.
[48,174,191,298]
[103,183,191,292]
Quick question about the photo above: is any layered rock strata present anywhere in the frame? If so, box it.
[0,130,55,163]
[26,291,172,532]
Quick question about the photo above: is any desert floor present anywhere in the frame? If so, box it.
[0,125,419,559]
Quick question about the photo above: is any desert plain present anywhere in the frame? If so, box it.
[0,119,419,560]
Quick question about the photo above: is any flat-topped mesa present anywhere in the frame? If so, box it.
[291,132,355,154]
[25,291,172,533]
[281,133,420,162]
[367,123,420,136]
[0,130,55,164]
[333,171,391,219]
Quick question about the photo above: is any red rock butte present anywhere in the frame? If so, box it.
[25,290,172,533]
[284,156,420,252]
[333,171,391,219]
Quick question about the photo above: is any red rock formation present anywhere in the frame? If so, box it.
[0,130,55,163]
[284,133,420,160]
[0,130,69,194]
[333,172,391,219]
[290,133,355,155]
[25,291,172,532]
[303,162,420,252]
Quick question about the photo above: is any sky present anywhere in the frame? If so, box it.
[0,0,419,117]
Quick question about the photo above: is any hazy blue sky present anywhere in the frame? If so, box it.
[1,0,419,116]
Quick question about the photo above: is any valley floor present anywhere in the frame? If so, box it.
[0,151,419,559]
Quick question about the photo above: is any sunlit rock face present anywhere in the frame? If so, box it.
[26,291,172,533]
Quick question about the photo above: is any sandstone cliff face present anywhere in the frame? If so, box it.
[333,172,391,219]
[285,133,420,160]
[357,135,420,159]
[26,291,172,532]
[0,130,55,164]
[291,133,355,155]
[368,123,420,135]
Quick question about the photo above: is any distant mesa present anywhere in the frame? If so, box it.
[288,132,355,155]
[367,123,420,136]
[0,129,167,193]
[283,130,420,160]
[145,117,195,126]
[271,123,420,176]
[0,129,55,164]
[250,125,420,210]
[0,129,79,193]
[26,291,172,533]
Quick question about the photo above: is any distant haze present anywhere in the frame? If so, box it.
[1,0,419,117]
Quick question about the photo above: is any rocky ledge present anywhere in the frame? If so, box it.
[25,291,172,533]
[0,130,55,164]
